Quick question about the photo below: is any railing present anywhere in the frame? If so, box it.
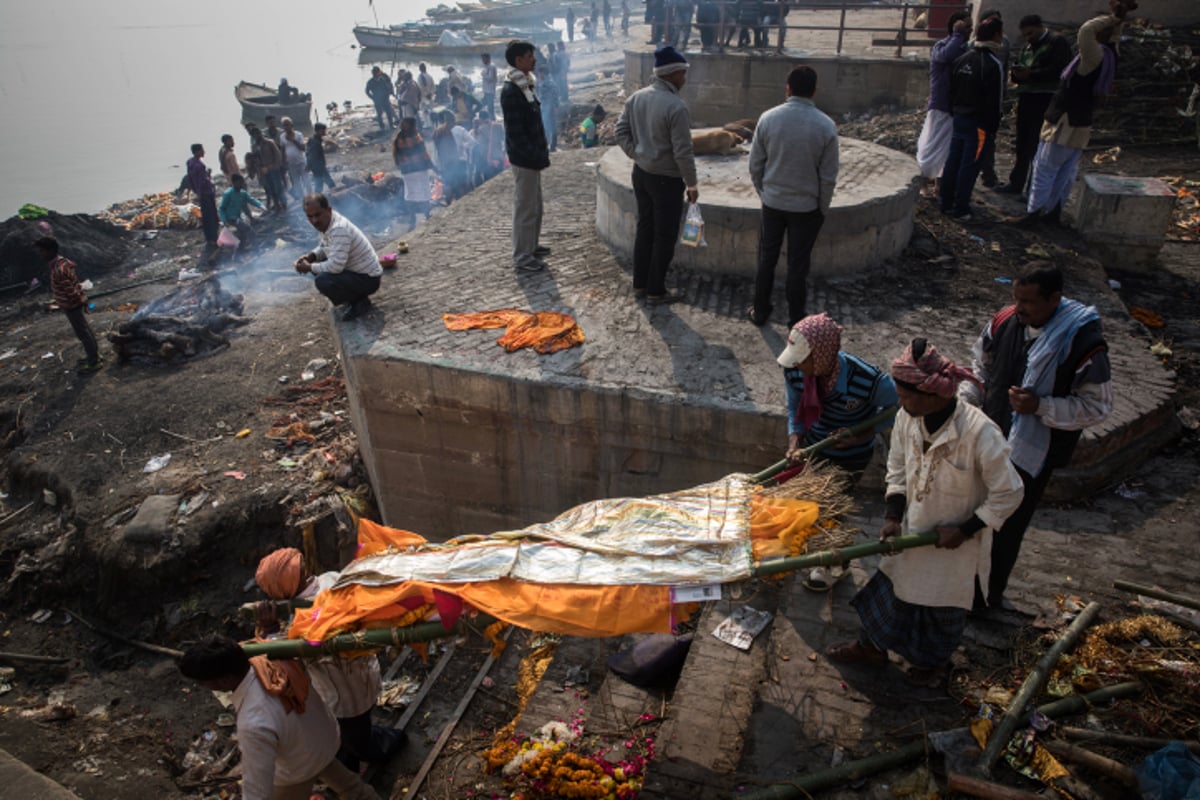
[647,1,972,58]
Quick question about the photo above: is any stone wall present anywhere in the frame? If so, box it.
[624,51,930,123]
[344,355,778,539]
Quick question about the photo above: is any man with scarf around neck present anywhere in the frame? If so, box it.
[615,45,698,304]
[938,15,1005,222]
[1017,0,1134,226]
[915,12,971,195]
[960,263,1111,612]
[179,636,382,800]
[826,339,1023,688]
[501,40,552,272]
[776,313,896,475]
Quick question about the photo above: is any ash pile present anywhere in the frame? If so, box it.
[108,275,249,364]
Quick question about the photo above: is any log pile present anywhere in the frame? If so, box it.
[108,276,249,364]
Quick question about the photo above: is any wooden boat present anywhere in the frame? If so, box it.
[353,24,559,56]
[467,0,566,25]
[234,81,313,131]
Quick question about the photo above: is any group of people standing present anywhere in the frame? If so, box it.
[916,1,1134,223]
[644,0,790,51]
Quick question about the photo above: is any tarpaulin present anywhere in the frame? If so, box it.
[288,476,820,642]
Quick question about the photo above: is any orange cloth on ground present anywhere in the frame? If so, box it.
[442,309,585,354]
[256,548,304,600]
[249,654,310,714]
[289,499,819,643]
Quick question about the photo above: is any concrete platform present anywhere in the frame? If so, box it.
[0,749,81,799]
[596,137,920,278]
[337,148,1176,538]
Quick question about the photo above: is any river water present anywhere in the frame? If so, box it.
[0,0,559,218]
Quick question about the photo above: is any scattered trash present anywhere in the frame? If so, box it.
[179,491,210,516]
[276,458,299,470]
[990,242,1001,253]
[377,678,420,708]
[1025,243,1052,258]
[41,351,56,359]
[994,277,1013,284]
[1150,341,1173,359]
[1131,306,1166,328]
[1108,278,1122,289]
[42,488,58,507]
[0,666,14,696]
[177,268,201,281]
[143,453,172,473]
[278,375,289,384]
[1178,406,1199,431]
[235,428,251,438]
[1136,741,1200,800]
[0,348,17,361]
[301,358,330,381]
[223,470,246,480]
[1093,145,1121,164]
[30,609,54,623]
[712,606,772,651]
[80,280,94,291]
[1116,483,1148,500]
[215,713,235,727]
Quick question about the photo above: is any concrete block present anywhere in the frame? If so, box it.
[1075,174,1177,269]
[121,494,181,544]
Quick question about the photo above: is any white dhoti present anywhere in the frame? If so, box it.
[401,169,433,203]
[916,109,953,179]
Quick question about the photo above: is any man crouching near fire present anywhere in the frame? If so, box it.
[294,193,382,322]
[825,339,1024,688]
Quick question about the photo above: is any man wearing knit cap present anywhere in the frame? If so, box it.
[615,45,698,304]
[826,338,1023,688]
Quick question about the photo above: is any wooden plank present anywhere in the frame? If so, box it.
[401,628,511,799]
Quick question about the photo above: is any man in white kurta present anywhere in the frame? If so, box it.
[827,339,1023,684]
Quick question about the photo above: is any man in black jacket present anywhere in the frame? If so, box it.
[500,40,552,272]
[939,16,1005,221]
[997,15,1072,196]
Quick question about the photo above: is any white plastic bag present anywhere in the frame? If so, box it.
[217,225,240,250]
[679,202,706,248]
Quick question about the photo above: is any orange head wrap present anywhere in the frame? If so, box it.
[256,548,304,600]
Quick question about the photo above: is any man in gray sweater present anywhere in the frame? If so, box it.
[748,65,839,328]
[615,45,699,304]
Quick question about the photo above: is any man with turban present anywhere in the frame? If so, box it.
[826,339,1023,687]
[256,548,398,772]
[776,313,897,475]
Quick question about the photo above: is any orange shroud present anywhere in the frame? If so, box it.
[289,494,820,643]
[442,309,585,354]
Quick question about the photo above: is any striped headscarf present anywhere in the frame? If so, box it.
[890,339,980,398]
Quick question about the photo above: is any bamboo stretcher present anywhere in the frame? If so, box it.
[243,408,921,659]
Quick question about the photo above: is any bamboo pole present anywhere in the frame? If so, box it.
[737,683,1143,799]
[1113,580,1200,612]
[945,773,1045,800]
[750,407,898,485]
[1041,740,1139,790]
[1028,681,1142,723]
[1060,726,1200,755]
[978,601,1103,775]
[240,614,500,659]
[0,650,70,665]
[68,610,184,658]
[751,531,938,578]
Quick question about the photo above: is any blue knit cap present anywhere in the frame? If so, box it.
[653,45,689,77]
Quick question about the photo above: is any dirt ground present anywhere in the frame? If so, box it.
[1,27,1198,799]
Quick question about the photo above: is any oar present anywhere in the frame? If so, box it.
[750,407,898,486]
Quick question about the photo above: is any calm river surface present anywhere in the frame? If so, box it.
[0,0,557,217]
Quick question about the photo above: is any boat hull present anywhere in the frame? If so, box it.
[235,81,313,131]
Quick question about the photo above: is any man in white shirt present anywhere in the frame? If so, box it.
[294,194,383,321]
[278,117,308,201]
[179,636,380,800]
[826,339,1023,687]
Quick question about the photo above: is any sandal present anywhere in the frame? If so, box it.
[746,305,770,326]
[826,640,888,665]
[803,566,833,592]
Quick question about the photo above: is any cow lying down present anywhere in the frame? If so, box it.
[691,129,745,156]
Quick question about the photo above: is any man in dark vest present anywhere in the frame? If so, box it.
[938,15,1004,222]
[1018,1,1133,225]
[960,263,1112,611]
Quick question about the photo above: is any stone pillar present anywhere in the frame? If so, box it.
[1074,174,1177,269]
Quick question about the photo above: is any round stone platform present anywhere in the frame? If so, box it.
[595,135,921,278]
